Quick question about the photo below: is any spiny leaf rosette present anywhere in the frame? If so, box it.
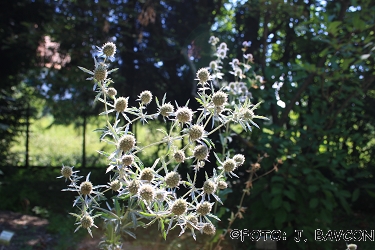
[63,37,268,247]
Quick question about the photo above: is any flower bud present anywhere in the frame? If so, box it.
[165,172,180,188]
[80,181,93,195]
[171,199,187,215]
[140,168,154,182]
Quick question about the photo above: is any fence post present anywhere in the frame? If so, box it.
[25,103,30,168]
[82,114,86,168]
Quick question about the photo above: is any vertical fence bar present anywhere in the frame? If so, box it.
[25,103,30,168]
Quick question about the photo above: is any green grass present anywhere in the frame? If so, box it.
[9,115,187,168]
[10,115,110,167]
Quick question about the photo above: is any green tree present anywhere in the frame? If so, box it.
[0,0,53,166]
[211,0,375,249]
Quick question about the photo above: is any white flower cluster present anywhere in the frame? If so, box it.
[60,38,268,247]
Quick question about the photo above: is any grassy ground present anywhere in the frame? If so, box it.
[8,115,183,168]
[10,115,109,167]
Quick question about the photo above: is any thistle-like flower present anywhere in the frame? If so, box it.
[173,150,185,163]
[118,134,136,152]
[106,87,117,97]
[218,180,228,190]
[203,180,216,195]
[196,68,211,84]
[159,103,174,117]
[58,165,77,180]
[165,171,180,188]
[188,124,204,141]
[222,158,237,172]
[110,180,122,192]
[212,91,228,107]
[139,90,153,105]
[196,201,212,216]
[94,62,108,82]
[193,144,209,161]
[202,223,216,235]
[114,97,128,112]
[102,42,116,57]
[171,198,188,216]
[121,155,134,166]
[138,184,155,202]
[175,107,193,124]
[80,181,93,195]
[233,154,245,166]
[70,212,100,237]
[140,168,154,182]
[128,180,141,195]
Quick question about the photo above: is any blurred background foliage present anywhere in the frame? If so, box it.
[1,0,375,249]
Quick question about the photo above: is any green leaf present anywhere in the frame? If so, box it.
[270,195,283,209]
[308,185,319,193]
[284,189,296,201]
[338,196,351,214]
[283,201,291,212]
[271,184,284,195]
[327,21,341,36]
[275,209,287,228]
[351,188,360,202]
[271,175,284,183]
[261,192,271,205]
[309,198,319,209]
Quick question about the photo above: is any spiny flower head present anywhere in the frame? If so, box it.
[61,165,73,179]
[203,180,216,194]
[128,180,141,195]
[243,109,254,120]
[106,87,117,97]
[80,181,93,195]
[196,201,212,215]
[173,150,185,163]
[81,214,94,229]
[94,62,108,82]
[114,97,128,112]
[189,125,204,141]
[156,190,167,201]
[121,155,134,166]
[202,223,216,235]
[175,107,193,124]
[196,68,211,83]
[171,198,188,216]
[209,61,218,71]
[140,168,154,182]
[102,42,116,57]
[139,90,153,105]
[118,134,136,152]
[234,68,243,78]
[212,91,228,107]
[186,215,198,229]
[208,36,219,46]
[138,184,155,202]
[159,103,174,117]
[347,244,357,250]
[223,158,237,172]
[218,180,228,189]
[218,42,228,51]
[216,49,227,59]
[110,180,121,191]
[165,171,180,188]
[193,144,209,161]
[233,154,245,166]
